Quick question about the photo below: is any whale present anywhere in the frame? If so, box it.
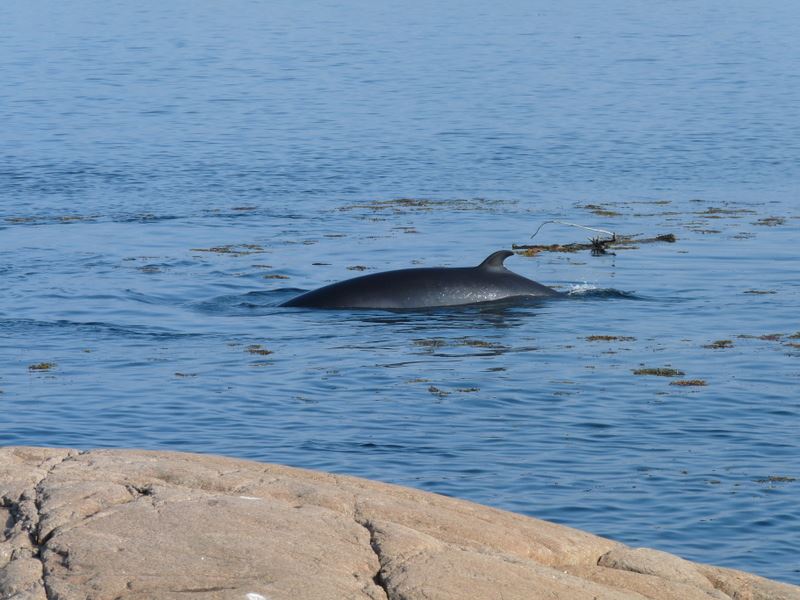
[280,250,561,309]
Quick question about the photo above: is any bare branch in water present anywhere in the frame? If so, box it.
[530,220,616,242]
[516,225,675,256]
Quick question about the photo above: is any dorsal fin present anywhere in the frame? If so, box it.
[478,250,514,270]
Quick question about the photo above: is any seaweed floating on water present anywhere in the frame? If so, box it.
[670,379,708,387]
[137,265,162,273]
[755,475,797,484]
[461,338,501,348]
[246,344,273,356]
[28,362,56,371]
[696,207,757,217]
[516,244,581,257]
[738,333,783,341]
[414,338,447,349]
[580,203,622,217]
[413,338,502,351]
[704,340,734,349]
[428,386,450,397]
[632,367,685,377]
[191,244,266,256]
[753,217,786,226]
[339,197,507,214]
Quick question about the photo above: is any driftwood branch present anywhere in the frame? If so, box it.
[513,233,676,256]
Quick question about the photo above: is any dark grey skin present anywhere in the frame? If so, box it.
[281,250,561,309]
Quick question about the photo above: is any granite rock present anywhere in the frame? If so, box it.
[0,447,797,600]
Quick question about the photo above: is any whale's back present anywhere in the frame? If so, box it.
[281,254,560,309]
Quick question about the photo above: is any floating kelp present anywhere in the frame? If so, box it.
[632,367,685,377]
[753,217,786,226]
[580,203,622,217]
[696,207,756,217]
[755,475,797,484]
[704,340,734,349]
[245,344,273,356]
[28,362,57,371]
[670,379,708,387]
[738,333,783,341]
[339,197,508,214]
[413,337,503,350]
[428,385,450,397]
[191,244,266,256]
[137,265,162,273]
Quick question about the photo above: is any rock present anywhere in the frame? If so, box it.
[0,447,796,600]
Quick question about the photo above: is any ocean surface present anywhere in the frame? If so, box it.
[2,0,799,584]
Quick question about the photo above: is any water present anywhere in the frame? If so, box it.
[2,0,799,585]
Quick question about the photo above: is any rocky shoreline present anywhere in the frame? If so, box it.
[1,447,797,599]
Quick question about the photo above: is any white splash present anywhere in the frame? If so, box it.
[566,282,599,295]
[239,496,261,500]
[246,593,268,600]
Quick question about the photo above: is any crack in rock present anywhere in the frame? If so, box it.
[125,483,155,498]
[0,451,77,600]
[167,585,239,593]
[29,450,85,600]
[353,508,391,600]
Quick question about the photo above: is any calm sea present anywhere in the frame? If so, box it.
[1,0,798,584]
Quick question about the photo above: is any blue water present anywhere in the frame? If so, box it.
[2,0,799,585]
